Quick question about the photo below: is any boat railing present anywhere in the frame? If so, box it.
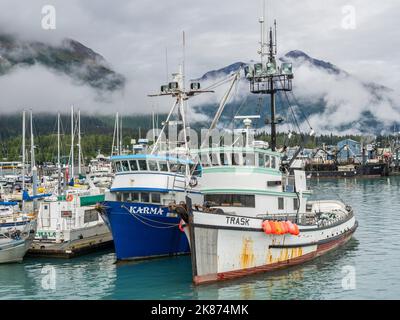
[257,212,317,225]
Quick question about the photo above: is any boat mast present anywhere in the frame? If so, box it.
[116,112,119,155]
[30,109,35,169]
[78,109,81,175]
[57,112,62,196]
[30,109,38,208]
[148,32,214,155]
[119,114,123,154]
[268,25,277,151]
[245,5,293,152]
[70,105,74,184]
[22,110,26,211]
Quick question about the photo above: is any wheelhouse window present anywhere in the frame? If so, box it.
[148,160,158,171]
[190,164,202,177]
[199,154,210,167]
[258,153,265,167]
[121,161,130,172]
[159,161,168,172]
[264,155,271,168]
[169,161,178,172]
[293,198,299,211]
[204,194,255,208]
[129,160,138,171]
[122,193,130,202]
[115,161,122,172]
[151,193,161,204]
[278,197,284,210]
[141,193,150,203]
[271,156,277,169]
[210,153,218,166]
[243,153,255,166]
[220,153,229,166]
[131,192,140,202]
[231,153,241,166]
[138,160,148,171]
[177,164,186,174]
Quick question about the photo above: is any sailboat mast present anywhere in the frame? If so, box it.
[116,112,119,155]
[57,112,61,196]
[22,110,26,210]
[71,105,74,182]
[30,110,38,206]
[30,109,35,168]
[78,109,81,175]
[120,114,123,154]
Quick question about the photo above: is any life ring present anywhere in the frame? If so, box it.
[66,194,73,202]
[189,176,198,188]
[178,220,185,232]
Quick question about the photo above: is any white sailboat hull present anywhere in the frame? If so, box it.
[0,238,32,264]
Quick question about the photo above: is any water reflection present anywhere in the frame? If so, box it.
[1,176,400,299]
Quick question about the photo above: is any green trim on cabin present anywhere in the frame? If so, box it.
[202,166,282,176]
[191,147,282,157]
[80,194,105,206]
[202,188,310,198]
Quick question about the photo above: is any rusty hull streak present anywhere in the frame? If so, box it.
[240,237,255,269]
[193,228,355,285]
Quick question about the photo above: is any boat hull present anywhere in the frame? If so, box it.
[186,211,357,285]
[102,201,189,260]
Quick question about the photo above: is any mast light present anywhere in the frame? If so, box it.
[168,82,179,90]
[266,61,277,75]
[190,82,200,90]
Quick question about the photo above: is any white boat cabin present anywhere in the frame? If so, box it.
[193,146,311,217]
[108,154,203,206]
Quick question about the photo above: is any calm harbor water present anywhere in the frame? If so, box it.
[1,176,400,300]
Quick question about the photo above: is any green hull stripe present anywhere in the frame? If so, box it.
[203,166,282,176]
[202,188,310,198]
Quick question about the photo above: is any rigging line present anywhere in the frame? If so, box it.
[278,82,302,134]
[289,91,313,129]
[121,205,180,229]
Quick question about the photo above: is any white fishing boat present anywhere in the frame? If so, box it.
[171,16,358,284]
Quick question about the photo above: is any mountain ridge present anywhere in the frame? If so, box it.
[0,34,125,91]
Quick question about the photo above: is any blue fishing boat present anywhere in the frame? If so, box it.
[99,63,208,260]
[101,154,202,260]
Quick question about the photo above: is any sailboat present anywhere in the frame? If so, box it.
[0,110,37,264]
[171,17,358,284]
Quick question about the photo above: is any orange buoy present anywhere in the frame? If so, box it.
[269,221,277,234]
[274,221,283,234]
[66,194,73,202]
[286,221,296,234]
[292,223,300,236]
[281,221,289,234]
[262,220,272,234]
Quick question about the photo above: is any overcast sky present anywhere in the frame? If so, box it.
[0,0,399,116]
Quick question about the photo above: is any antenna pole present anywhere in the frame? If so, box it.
[269,27,276,151]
